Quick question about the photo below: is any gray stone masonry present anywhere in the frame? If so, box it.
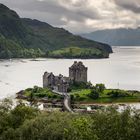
[43,61,88,93]
[69,61,87,83]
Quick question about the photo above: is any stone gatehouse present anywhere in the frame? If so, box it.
[43,61,88,93]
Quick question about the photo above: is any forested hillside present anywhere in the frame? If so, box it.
[0,4,112,59]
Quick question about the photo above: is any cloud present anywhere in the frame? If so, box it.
[113,0,140,13]
[0,0,140,33]
[0,0,100,23]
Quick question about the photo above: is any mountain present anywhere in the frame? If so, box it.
[0,4,112,59]
[81,28,140,46]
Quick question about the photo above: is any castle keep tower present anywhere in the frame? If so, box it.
[69,61,87,83]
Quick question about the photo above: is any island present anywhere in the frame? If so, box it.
[16,61,140,112]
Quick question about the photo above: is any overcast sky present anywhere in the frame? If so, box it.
[0,0,140,33]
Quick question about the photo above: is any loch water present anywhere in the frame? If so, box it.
[0,47,140,99]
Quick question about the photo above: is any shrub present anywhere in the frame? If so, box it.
[88,89,99,99]
[71,82,90,90]
[95,84,106,93]
[107,90,129,98]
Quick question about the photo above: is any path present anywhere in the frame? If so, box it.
[52,90,73,112]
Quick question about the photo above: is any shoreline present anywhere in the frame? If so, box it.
[0,56,110,61]
[76,102,140,105]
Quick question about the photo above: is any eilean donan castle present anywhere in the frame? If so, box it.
[43,61,87,93]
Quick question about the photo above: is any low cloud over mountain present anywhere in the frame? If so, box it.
[0,0,139,33]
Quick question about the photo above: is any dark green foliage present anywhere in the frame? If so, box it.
[107,90,130,98]
[94,84,106,93]
[0,100,140,140]
[0,4,112,59]
[0,100,38,140]
[70,81,90,90]
[70,94,74,102]
[88,89,99,99]
[0,34,45,58]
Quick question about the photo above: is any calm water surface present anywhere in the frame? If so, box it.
[0,47,140,99]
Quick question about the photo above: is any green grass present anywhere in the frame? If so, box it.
[47,47,106,58]
[20,86,140,103]
[23,86,62,100]
[70,89,140,103]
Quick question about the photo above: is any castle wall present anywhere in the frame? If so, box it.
[58,83,69,93]
[43,74,48,88]
[43,72,70,93]
[43,72,55,88]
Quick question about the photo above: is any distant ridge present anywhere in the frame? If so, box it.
[81,28,140,46]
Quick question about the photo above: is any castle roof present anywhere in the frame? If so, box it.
[44,72,54,78]
[69,61,87,70]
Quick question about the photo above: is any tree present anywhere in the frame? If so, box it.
[28,87,38,106]
[89,89,99,99]
[0,98,13,113]
[86,81,93,89]
[95,84,106,93]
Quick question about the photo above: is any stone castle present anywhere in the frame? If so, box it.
[43,61,87,93]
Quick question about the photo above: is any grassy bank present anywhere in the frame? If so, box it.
[17,86,62,101]
[47,47,109,59]
[70,88,140,103]
[17,86,140,104]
